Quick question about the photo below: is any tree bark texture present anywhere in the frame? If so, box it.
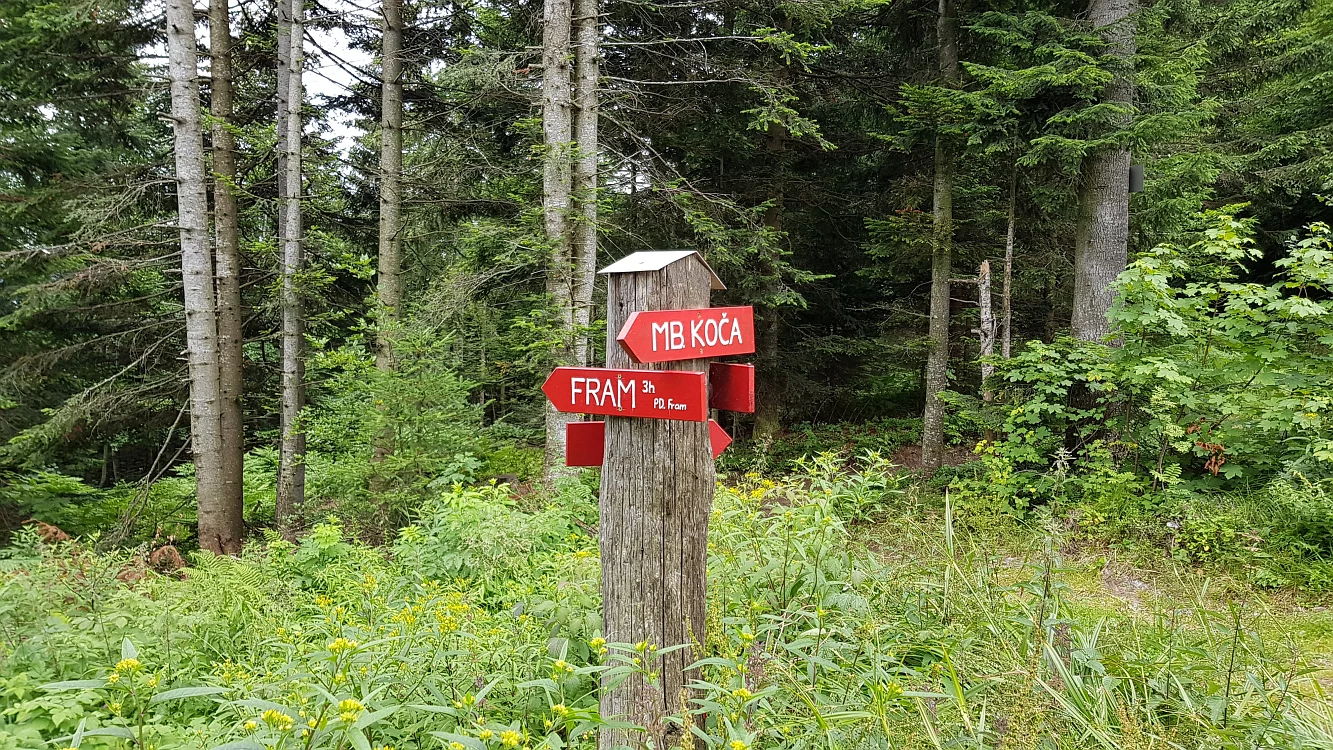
[1071,0,1135,342]
[276,0,290,248]
[166,0,228,554]
[921,0,958,472]
[207,0,246,555]
[375,0,404,372]
[978,260,995,399]
[570,0,598,369]
[276,0,305,532]
[598,259,716,750]
[541,0,575,484]
[1002,166,1016,359]
[751,119,787,440]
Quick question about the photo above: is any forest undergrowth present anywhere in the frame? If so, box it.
[2,455,1331,750]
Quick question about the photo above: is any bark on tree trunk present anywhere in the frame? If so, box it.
[276,0,305,534]
[274,0,289,488]
[166,0,228,553]
[978,260,995,400]
[570,0,598,369]
[1002,166,1016,359]
[208,0,246,555]
[375,0,404,371]
[541,0,575,484]
[276,0,289,255]
[1072,0,1135,342]
[369,0,406,522]
[598,260,715,750]
[751,117,788,440]
[921,0,958,472]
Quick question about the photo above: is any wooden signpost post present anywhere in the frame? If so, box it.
[542,250,755,748]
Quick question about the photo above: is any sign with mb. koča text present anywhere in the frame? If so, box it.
[617,306,755,363]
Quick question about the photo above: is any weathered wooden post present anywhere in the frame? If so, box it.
[541,250,756,748]
[597,251,719,748]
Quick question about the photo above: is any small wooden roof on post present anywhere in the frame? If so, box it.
[597,249,726,290]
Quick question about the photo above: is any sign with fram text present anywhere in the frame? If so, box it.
[617,306,755,363]
[542,366,709,422]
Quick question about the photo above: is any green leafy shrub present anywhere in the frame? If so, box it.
[3,468,1331,749]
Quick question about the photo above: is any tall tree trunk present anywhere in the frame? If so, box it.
[540,0,574,484]
[275,0,305,533]
[1002,165,1016,359]
[1071,0,1135,342]
[208,0,246,554]
[921,0,958,472]
[978,260,995,396]
[751,152,784,440]
[369,0,405,531]
[276,0,289,258]
[570,0,598,368]
[166,0,228,553]
[274,0,289,489]
[752,29,792,441]
[375,0,404,371]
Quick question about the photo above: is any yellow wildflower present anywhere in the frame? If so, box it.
[243,720,257,732]
[327,637,358,654]
[729,741,749,750]
[551,703,569,717]
[261,709,295,731]
[732,688,752,700]
[589,637,606,649]
[106,673,120,684]
[478,729,494,741]
[500,730,522,747]
[338,697,364,724]
[114,658,142,673]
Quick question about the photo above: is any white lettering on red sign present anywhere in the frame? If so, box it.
[651,321,687,352]
[569,376,639,410]
[650,311,745,353]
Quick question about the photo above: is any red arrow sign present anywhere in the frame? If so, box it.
[565,419,732,466]
[708,419,732,458]
[542,367,708,422]
[566,421,607,467]
[709,362,755,413]
[617,306,755,363]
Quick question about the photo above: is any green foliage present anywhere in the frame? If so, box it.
[7,469,1329,749]
[962,213,1333,481]
[302,336,482,530]
[719,418,922,476]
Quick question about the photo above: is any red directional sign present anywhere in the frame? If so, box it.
[617,306,755,364]
[542,367,708,422]
[709,362,755,413]
[708,420,732,458]
[566,421,607,467]
[565,419,732,466]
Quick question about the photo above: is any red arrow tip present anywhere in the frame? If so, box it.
[709,419,732,459]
